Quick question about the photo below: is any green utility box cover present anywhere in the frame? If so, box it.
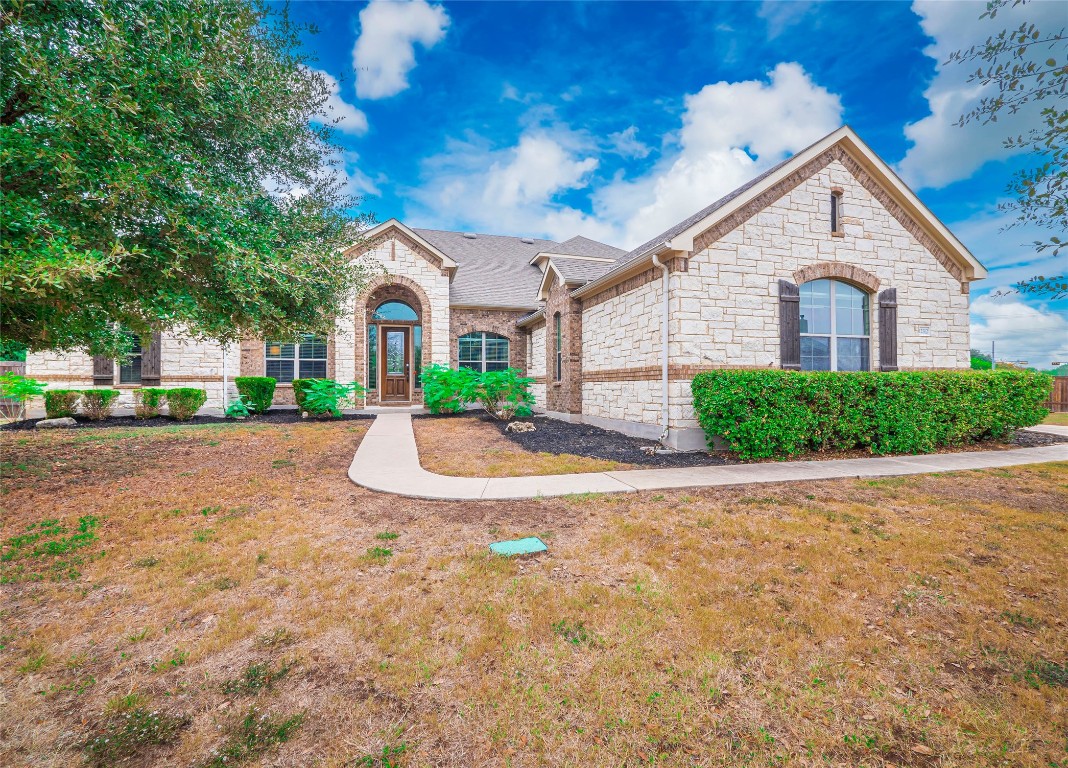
[489,536,547,556]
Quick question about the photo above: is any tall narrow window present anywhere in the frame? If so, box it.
[553,312,562,381]
[830,191,842,234]
[458,332,509,373]
[118,332,142,384]
[265,334,327,383]
[367,326,377,390]
[799,279,869,371]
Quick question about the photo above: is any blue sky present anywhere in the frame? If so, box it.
[284,0,1067,368]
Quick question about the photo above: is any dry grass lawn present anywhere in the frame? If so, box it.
[413,415,637,476]
[2,420,1067,767]
[1043,412,1068,426]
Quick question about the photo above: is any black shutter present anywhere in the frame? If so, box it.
[779,279,801,370]
[878,288,898,372]
[141,332,162,386]
[92,355,114,385]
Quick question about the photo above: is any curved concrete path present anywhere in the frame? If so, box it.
[348,413,1068,500]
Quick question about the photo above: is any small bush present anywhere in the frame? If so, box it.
[421,364,479,414]
[225,395,253,419]
[166,388,206,421]
[291,378,318,410]
[234,376,276,413]
[299,378,365,417]
[81,389,119,420]
[134,388,167,419]
[0,372,46,421]
[468,368,535,420]
[691,369,1052,459]
[44,389,81,419]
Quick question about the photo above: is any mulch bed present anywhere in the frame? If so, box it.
[415,412,1068,468]
[415,413,733,468]
[1,410,374,431]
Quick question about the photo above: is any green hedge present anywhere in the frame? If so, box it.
[234,376,276,413]
[166,387,206,421]
[691,370,1051,459]
[291,378,320,410]
[81,389,119,420]
[134,388,167,419]
[44,389,81,419]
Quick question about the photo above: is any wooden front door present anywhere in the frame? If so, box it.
[381,326,411,401]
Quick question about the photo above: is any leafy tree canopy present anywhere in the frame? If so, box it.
[950,0,1066,297]
[1,0,373,355]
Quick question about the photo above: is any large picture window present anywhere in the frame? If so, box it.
[458,332,509,373]
[799,279,870,371]
[265,334,327,383]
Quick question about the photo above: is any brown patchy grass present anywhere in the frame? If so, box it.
[1043,411,1068,426]
[2,421,1067,767]
[413,415,638,476]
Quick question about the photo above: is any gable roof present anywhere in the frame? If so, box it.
[554,236,627,260]
[572,126,986,300]
[414,228,557,309]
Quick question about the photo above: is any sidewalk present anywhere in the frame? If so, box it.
[348,413,1068,500]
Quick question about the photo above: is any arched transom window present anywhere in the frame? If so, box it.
[799,279,870,371]
[458,332,509,373]
[372,300,418,321]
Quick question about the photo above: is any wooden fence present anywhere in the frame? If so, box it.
[1045,376,1068,413]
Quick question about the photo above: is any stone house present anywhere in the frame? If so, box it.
[27,127,985,448]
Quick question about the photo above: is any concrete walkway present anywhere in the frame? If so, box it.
[348,413,1068,500]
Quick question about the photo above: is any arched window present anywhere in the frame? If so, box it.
[372,300,418,321]
[458,332,509,373]
[799,279,869,371]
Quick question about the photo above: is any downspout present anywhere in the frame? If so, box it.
[651,251,670,445]
[221,342,229,413]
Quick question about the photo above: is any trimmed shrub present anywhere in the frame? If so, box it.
[291,378,319,411]
[0,372,46,421]
[234,376,276,413]
[44,389,81,419]
[81,389,119,421]
[133,388,167,419]
[166,388,207,421]
[691,369,1051,460]
[421,364,479,414]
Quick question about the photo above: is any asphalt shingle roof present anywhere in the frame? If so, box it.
[552,236,627,260]
[552,258,617,284]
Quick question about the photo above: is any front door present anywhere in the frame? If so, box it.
[381,326,411,401]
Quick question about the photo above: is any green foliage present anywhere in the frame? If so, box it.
[421,364,536,418]
[44,389,81,419]
[970,348,994,370]
[221,660,292,695]
[1,515,102,583]
[234,377,276,414]
[0,338,26,361]
[225,395,253,419]
[133,388,167,419]
[81,389,119,421]
[352,743,409,768]
[0,0,374,355]
[691,370,1052,459]
[0,372,45,421]
[84,706,190,767]
[466,367,535,420]
[299,378,364,417]
[166,388,206,421]
[200,707,304,768]
[421,364,477,413]
[291,378,317,410]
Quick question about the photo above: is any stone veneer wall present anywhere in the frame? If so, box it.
[543,274,583,415]
[449,308,528,371]
[26,333,236,411]
[528,323,547,410]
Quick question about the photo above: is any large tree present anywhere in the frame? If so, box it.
[950,0,1066,298]
[1,0,373,354]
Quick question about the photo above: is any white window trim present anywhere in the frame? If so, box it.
[265,336,327,383]
[799,280,871,371]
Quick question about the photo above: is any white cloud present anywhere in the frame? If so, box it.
[352,0,449,100]
[606,126,651,159]
[897,0,1066,189]
[597,62,843,247]
[311,69,368,135]
[757,0,815,39]
[409,63,842,247]
[970,295,1068,369]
